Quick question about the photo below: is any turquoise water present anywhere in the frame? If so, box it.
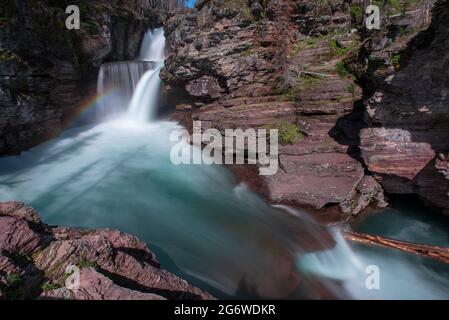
[0,119,448,299]
[0,119,351,299]
[349,200,449,299]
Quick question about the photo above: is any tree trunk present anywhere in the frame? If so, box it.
[343,230,449,264]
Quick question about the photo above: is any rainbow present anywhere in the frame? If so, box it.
[61,89,117,130]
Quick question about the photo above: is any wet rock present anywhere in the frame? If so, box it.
[163,0,278,101]
[0,202,41,224]
[361,128,436,181]
[0,203,45,255]
[193,98,296,131]
[351,176,388,216]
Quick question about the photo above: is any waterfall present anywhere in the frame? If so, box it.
[127,28,166,122]
[95,28,165,123]
[97,61,151,120]
[127,65,163,122]
[139,28,166,62]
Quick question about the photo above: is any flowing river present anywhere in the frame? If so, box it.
[0,28,448,299]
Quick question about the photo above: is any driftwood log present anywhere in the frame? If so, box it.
[343,230,449,264]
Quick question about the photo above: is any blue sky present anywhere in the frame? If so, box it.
[186,0,195,8]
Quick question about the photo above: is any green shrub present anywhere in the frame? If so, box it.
[41,282,60,292]
[264,122,304,145]
[242,46,254,57]
[350,4,364,24]
[391,53,401,70]
[0,49,22,63]
[299,74,322,91]
[335,61,351,78]
[6,274,22,286]
[82,20,100,35]
[329,39,350,57]
[346,83,356,95]
[12,253,29,265]
[77,258,99,270]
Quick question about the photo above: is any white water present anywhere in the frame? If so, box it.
[128,28,165,122]
[127,65,163,122]
[96,61,150,121]
[139,28,166,62]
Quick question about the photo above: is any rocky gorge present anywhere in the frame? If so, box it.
[0,0,449,301]
[163,0,448,218]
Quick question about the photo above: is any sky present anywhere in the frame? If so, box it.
[186,0,195,8]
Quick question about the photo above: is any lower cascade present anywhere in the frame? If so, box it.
[127,62,164,122]
[0,26,448,300]
[97,61,151,121]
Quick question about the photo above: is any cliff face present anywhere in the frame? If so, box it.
[163,0,387,217]
[0,202,211,300]
[163,0,449,217]
[162,0,280,101]
[357,0,449,215]
[0,0,159,155]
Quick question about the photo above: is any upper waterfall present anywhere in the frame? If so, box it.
[139,28,166,62]
[128,28,166,123]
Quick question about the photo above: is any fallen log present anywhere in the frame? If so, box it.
[343,230,449,264]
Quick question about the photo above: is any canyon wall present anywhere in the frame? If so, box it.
[163,0,387,218]
[0,0,161,154]
[163,0,447,217]
[357,0,449,215]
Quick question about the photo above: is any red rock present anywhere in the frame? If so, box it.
[361,128,436,181]
[0,202,213,300]
[0,202,41,224]
[40,268,166,300]
[0,216,43,256]
[264,153,365,211]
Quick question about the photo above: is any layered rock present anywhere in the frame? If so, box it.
[164,0,387,217]
[0,0,163,154]
[0,202,211,300]
[161,0,279,101]
[357,0,449,214]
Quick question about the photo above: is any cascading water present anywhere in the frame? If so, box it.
[95,28,165,123]
[1,27,448,299]
[128,28,165,122]
[139,27,166,62]
[96,61,151,120]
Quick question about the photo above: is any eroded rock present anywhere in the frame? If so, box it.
[0,202,212,300]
